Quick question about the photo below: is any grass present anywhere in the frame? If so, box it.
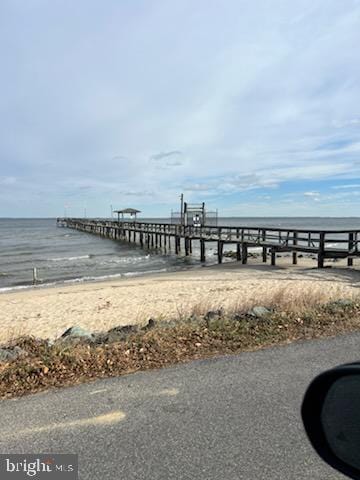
[1,294,360,399]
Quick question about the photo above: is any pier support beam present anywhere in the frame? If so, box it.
[318,232,325,269]
[262,230,267,263]
[185,237,190,256]
[217,240,224,264]
[348,233,354,266]
[292,251,297,265]
[271,248,276,266]
[241,243,248,264]
[293,232,298,265]
[200,239,206,262]
[236,243,241,261]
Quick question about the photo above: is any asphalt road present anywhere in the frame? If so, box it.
[1,333,360,480]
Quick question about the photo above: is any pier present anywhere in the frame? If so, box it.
[57,218,360,268]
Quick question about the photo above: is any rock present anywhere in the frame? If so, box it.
[97,324,139,344]
[223,251,237,259]
[62,326,93,339]
[329,299,354,308]
[0,346,27,363]
[58,326,94,345]
[142,318,157,331]
[204,310,223,321]
[109,324,138,335]
[157,319,180,329]
[61,326,93,340]
[248,306,272,318]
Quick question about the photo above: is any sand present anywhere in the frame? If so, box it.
[1,257,360,344]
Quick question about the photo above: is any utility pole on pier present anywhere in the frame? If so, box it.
[180,193,184,226]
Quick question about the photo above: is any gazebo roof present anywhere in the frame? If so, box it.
[114,208,141,214]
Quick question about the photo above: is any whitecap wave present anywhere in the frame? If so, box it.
[123,268,168,277]
[0,281,58,293]
[49,255,92,262]
[100,254,151,265]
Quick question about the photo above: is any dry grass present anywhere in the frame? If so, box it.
[1,296,360,399]
[187,285,357,318]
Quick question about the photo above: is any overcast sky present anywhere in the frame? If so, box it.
[1,0,360,218]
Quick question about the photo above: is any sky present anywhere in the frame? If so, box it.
[0,0,360,218]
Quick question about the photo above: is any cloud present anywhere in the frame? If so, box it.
[1,1,360,216]
[0,176,16,186]
[332,184,360,190]
[304,191,320,197]
[303,191,321,201]
[150,151,183,161]
[165,159,183,167]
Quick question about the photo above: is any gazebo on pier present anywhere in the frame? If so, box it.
[113,208,141,222]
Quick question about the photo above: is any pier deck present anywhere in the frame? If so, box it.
[57,218,360,268]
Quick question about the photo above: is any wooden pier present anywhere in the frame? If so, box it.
[57,218,360,268]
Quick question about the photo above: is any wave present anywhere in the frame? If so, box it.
[0,267,171,293]
[0,281,58,293]
[48,255,93,262]
[99,254,151,265]
[63,267,169,283]
[123,268,168,277]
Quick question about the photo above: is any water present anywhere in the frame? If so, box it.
[1,217,360,292]
[0,218,197,292]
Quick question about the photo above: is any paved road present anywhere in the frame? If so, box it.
[1,333,360,480]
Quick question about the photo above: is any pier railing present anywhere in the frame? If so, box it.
[57,218,360,268]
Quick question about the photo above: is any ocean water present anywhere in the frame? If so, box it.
[1,217,360,292]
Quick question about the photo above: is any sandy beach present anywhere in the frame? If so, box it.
[0,257,359,344]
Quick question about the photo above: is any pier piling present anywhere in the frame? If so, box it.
[57,218,360,269]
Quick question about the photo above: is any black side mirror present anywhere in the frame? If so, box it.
[302,363,360,480]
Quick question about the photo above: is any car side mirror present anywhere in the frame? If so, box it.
[302,363,360,480]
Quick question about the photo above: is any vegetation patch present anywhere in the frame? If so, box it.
[1,298,360,399]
